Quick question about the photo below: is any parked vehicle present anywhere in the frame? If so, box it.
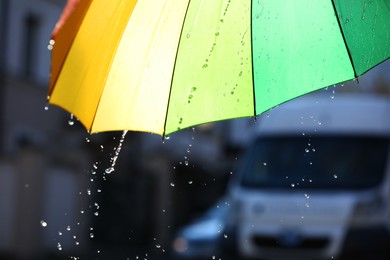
[171,198,233,259]
[228,94,390,259]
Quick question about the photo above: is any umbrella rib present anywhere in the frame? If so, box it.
[250,0,257,118]
[330,0,358,79]
[162,0,192,138]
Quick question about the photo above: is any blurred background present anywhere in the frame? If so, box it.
[0,0,389,260]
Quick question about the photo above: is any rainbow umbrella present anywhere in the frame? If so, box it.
[48,0,390,136]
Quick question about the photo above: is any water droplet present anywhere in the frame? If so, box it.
[44,106,49,111]
[94,212,99,216]
[186,32,192,38]
[57,243,62,251]
[105,167,114,174]
[47,39,55,50]
[156,244,161,249]
[58,231,62,236]
[291,183,295,188]
[40,220,47,227]
[68,114,75,126]
[262,162,267,166]
[170,182,175,187]
[215,32,220,36]
[66,226,71,231]
[333,174,338,179]
[90,233,94,238]
[224,234,228,238]
[188,181,193,184]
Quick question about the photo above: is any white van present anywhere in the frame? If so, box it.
[228,94,390,259]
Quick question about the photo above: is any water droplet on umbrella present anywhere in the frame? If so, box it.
[47,39,55,50]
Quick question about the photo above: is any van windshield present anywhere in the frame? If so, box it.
[241,136,389,190]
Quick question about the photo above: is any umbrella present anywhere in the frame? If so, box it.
[48,0,390,137]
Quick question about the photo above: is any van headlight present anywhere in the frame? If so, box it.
[351,193,386,224]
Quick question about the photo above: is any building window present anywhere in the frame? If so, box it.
[22,14,40,79]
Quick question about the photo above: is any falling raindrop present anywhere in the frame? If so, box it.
[57,243,62,251]
[105,167,114,174]
[333,174,338,179]
[44,106,49,111]
[170,182,175,187]
[66,226,71,231]
[68,114,75,126]
[40,220,47,227]
[105,130,127,175]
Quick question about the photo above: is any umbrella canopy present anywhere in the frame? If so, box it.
[48,0,390,136]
